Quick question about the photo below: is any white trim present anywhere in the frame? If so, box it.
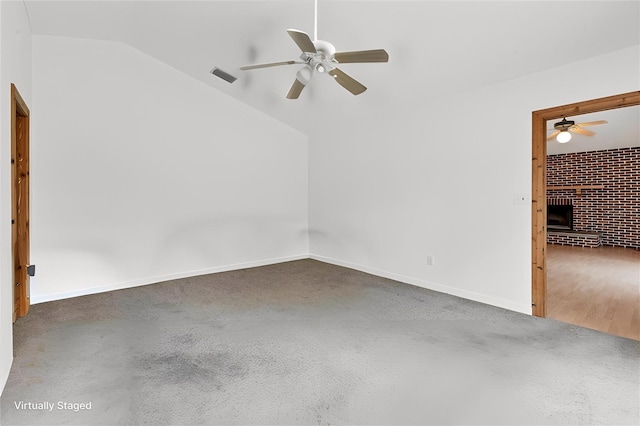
[31,254,310,304]
[32,252,531,315]
[310,254,532,315]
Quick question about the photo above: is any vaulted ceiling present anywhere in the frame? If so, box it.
[24,1,640,140]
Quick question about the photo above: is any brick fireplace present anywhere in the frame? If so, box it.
[546,146,639,249]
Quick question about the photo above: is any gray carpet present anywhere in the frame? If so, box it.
[1,259,638,425]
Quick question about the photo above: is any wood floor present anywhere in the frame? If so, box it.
[547,244,640,340]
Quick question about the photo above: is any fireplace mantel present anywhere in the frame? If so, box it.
[547,185,604,197]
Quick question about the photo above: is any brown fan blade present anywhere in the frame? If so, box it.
[287,29,317,53]
[286,79,306,99]
[577,120,608,127]
[571,126,595,136]
[334,49,389,63]
[328,68,367,95]
[547,130,560,141]
[240,61,297,71]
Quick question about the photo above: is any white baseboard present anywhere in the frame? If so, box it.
[30,253,310,304]
[309,254,532,315]
[31,252,531,315]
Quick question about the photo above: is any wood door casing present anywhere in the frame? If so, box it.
[11,84,30,322]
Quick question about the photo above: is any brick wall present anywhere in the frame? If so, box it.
[547,146,639,249]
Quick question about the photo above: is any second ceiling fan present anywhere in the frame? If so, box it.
[239,0,389,99]
[547,117,608,143]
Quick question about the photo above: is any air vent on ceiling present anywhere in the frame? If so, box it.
[210,67,237,83]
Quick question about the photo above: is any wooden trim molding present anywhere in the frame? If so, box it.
[12,83,29,116]
[11,83,31,321]
[531,91,640,317]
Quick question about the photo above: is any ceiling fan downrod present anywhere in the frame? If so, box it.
[314,0,318,42]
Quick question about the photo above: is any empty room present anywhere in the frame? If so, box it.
[1,1,638,425]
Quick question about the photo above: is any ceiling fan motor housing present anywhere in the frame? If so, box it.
[554,118,575,131]
[313,40,336,59]
[301,51,337,74]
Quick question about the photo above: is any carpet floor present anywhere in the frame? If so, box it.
[1,259,638,425]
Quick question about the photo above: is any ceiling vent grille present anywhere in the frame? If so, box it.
[210,67,237,83]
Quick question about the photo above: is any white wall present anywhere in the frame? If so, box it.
[30,35,308,303]
[309,45,640,314]
[0,0,32,397]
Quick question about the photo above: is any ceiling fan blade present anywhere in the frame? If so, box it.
[287,29,317,53]
[571,126,595,136]
[286,79,306,99]
[577,120,608,127]
[328,68,367,95]
[240,60,297,71]
[334,49,389,63]
[547,130,560,141]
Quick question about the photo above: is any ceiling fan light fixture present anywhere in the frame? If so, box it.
[315,63,325,73]
[557,130,572,143]
[296,67,313,84]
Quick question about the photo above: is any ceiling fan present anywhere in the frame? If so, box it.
[239,0,389,99]
[547,117,608,143]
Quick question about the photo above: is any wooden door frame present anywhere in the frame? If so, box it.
[531,91,640,317]
[11,83,31,321]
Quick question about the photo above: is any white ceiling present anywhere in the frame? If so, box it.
[23,0,640,142]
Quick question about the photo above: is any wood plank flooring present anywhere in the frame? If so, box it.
[547,244,640,340]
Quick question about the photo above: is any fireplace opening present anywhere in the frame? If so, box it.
[548,204,573,230]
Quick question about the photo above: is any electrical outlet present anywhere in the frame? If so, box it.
[427,256,434,266]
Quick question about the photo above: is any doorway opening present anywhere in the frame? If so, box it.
[11,83,31,322]
[531,91,640,318]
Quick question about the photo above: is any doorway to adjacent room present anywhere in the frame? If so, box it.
[531,91,640,336]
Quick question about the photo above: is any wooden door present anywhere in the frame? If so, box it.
[12,84,30,322]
